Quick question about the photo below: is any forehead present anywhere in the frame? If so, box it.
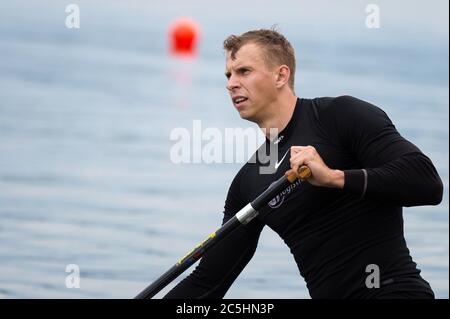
[225,43,267,70]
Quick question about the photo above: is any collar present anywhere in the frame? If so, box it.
[267,98,302,147]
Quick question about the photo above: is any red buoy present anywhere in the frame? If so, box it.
[169,18,200,56]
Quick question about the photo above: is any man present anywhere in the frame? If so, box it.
[164,29,443,298]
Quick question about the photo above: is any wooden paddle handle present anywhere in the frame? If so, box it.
[286,166,312,182]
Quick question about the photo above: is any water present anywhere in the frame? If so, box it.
[0,0,448,298]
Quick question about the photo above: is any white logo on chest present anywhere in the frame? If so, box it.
[274,149,290,170]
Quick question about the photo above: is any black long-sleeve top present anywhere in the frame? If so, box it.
[164,96,443,299]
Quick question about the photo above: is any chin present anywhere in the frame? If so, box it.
[238,111,257,123]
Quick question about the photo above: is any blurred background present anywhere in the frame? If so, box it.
[0,0,448,298]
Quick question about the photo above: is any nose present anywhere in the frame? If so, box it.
[226,74,240,91]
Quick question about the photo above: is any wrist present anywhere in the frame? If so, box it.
[328,169,345,189]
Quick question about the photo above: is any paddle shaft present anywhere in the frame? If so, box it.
[134,167,311,299]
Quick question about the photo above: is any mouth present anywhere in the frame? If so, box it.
[232,96,249,108]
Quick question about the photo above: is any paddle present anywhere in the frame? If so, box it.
[134,166,311,299]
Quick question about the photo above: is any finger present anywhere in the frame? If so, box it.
[290,152,307,165]
[290,145,308,156]
[285,166,311,181]
[285,168,296,179]
[298,166,312,180]
[290,154,306,176]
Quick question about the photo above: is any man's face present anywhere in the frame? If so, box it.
[225,43,278,123]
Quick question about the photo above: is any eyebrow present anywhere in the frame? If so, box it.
[224,65,252,78]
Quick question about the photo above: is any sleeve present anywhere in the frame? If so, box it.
[322,95,443,207]
[163,170,265,299]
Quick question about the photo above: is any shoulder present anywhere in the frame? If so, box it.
[311,95,391,126]
[312,95,385,116]
[231,163,248,185]
[224,163,253,214]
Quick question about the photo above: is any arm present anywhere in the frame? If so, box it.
[326,95,442,207]
[164,172,264,299]
[289,96,443,207]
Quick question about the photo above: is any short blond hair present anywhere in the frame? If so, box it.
[223,28,296,91]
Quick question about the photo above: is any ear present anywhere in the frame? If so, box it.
[274,65,291,88]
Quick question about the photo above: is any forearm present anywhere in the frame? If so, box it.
[325,169,345,189]
[314,96,443,207]
[164,216,264,299]
[342,152,443,207]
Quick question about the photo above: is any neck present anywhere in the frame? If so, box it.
[257,92,298,141]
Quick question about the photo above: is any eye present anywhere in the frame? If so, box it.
[225,72,231,79]
[240,68,250,75]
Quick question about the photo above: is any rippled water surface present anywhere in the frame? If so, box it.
[0,0,448,298]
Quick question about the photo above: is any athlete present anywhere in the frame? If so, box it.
[164,29,443,299]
